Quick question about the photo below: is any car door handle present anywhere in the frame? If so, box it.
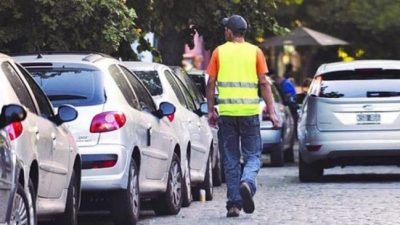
[31,126,40,140]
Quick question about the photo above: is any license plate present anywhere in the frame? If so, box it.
[357,113,381,124]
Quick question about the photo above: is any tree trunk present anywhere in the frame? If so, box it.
[157,23,185,66]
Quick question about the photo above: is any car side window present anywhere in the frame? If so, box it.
[178,70,204,105]
[16,64,54,118]
[119,66,156,112]
[109,64,139,109]
[164,70,187,108]
[173,76,197,111]
[2,62,37,114]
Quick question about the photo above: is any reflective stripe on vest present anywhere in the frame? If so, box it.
[217,42,259,116]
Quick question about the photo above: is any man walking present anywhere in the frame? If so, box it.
[206,15,279,217]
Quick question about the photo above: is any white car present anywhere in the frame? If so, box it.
[15,53,184,224]
[124,62,214,201]
[1,53,81,225]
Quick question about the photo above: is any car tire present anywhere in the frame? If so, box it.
[270,143,284,167]
[202,154,213,201]
[111,160,139,225]
[10,180,35,225]
[152,153,182,215]
[54,171,79,225]
[212,149,222,187]
[284,134,296,163]
[299,155,323,182]
[181,157,192,207]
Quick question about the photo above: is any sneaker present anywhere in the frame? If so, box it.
[240,182,255,214]
[226,206,240,217]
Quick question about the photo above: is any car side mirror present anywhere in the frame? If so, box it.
[54,105,78,125]
[0,104,27,129]
[199,102,208,115]
[158,102,176,117]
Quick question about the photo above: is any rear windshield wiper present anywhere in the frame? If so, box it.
[367,91,400,97]
[48,94,87,100]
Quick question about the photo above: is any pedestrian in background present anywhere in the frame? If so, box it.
[206,14,279,217]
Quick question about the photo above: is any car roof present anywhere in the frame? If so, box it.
[186,69,205,76]
[316,60,400,75]
[123,61,163,71]
[12,52,116,65]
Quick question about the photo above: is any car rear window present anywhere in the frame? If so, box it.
[133,70,163,96]
[313,69,400,98]
[25,67,105,107]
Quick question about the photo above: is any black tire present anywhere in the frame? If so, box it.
[202,154,213,201]
[152,153,182,215]
[212,149,222,187]
[181,157,192,207]
[270,143,284,167]
[10,180,35,225]
[54,171,79,225]
[111,160,139,225]
[299,155,323,182]
[284,133,296,163]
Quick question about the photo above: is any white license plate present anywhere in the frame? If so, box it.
[357,113,381,124]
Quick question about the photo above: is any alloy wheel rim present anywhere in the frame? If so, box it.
[129,164,139,215]
[12,193,29,225]
[170,160,182,207]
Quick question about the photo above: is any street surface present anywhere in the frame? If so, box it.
[75,158,400,225]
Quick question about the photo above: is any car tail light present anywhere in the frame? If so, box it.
[6,122,23,141]
[90,111,126,133]
[306,144,322,152]
[167,114,175,122]
[90,160,117,169]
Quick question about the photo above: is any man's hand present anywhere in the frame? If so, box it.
[208,109,219,128]
[269,110,280,129]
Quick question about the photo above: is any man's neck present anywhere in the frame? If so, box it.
[231,37,245,43]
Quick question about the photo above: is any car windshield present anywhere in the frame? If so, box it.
[26,67,105,107]
[318,69,400,98]
[133,70,163,96]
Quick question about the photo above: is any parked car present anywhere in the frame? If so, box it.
[123,62,214,201]
[170,66,223,186]
[1,53,81,225]
[259,77,295,166]
[0,104,28,225]
[186,69,207,97]
[298,60,400,182]
[14,53,183,224]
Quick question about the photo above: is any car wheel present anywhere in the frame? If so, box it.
[202,153,213,201]
[152,153,182,215]
[55,171,79,225]
[284,134,296,163]
[10,180,35,225]
[270,143,284,167]
[212,149,222,187]
[111,159,139,225]
[181,157,192,207]
[299,155,323,182]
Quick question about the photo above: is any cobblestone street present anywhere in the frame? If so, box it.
[77,160,400,225]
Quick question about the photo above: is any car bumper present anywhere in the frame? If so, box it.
[260,127,282,148]
[80,144,129,191]
[300,126,400,166]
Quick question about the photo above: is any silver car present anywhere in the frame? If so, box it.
[15,53,183,223]
[259,77,295,166]
[124,62,214,202]
[1,53,81,224]
[298,60,400,182]
[0,104,27,225]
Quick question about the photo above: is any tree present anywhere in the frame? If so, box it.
[0,0,138,59]
[128,0,298,66]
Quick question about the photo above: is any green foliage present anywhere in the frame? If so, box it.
[275,0,400,59]
[0,0,138,56]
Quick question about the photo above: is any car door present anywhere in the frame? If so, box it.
[18,66,71,198]
[119,65,172,180]
[2,61,54,198]
[164,70,207,169]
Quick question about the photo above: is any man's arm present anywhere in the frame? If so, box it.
[206,76,218,127]
[259,75,279,128]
